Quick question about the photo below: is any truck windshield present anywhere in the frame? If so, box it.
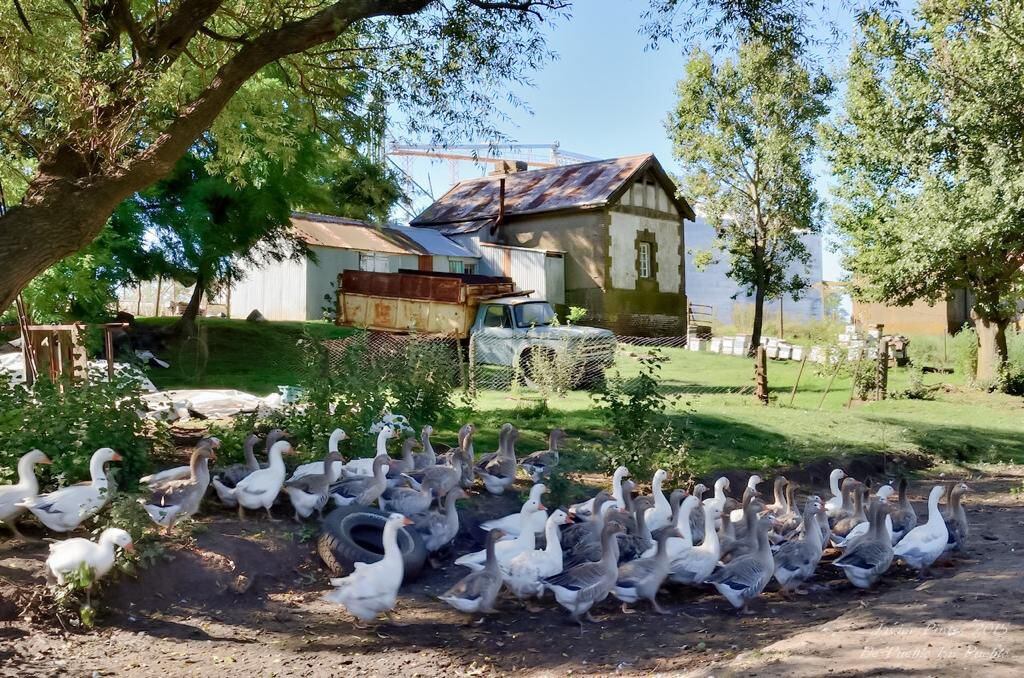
[514,302,556,327]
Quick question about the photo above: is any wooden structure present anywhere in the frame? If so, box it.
[687,302,714,341]
[1,319,127,387]
[336,270,520,338]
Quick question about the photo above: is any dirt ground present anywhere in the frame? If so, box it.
[1,462,1022,677]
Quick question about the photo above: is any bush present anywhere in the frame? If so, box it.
[592,348,694,480]
[251,330,462,462]
[891,367,932,400]
[0,372,163,489]
[995,360,1024,397]
[948,324,978,379]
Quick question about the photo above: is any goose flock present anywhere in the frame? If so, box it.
[0,421,972,629]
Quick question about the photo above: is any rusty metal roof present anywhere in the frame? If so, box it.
[291,212,417,255]
[410,154,694,233]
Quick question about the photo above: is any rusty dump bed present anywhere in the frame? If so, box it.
[336,270,518,337]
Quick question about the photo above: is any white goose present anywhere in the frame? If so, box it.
[323,513,411,624]
[0,449,52,539]
[893,485,949,577]
[211,441,294,519]
[570,466,630,519]
[668,503,722,585]
[454,496,546,571]
[341,426,395,477]
[501,509,573,600]
[45,527,134,595]
[646,495,698,560]
[703,476,731,517]
[824,468,847,519]
[19,448,121,532]
[643,469,672,532]
[288,429,348,481]
[480,483,547,537]
[140,438,222,487]
[728,474,762,523]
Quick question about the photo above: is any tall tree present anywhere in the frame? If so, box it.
[0,0,568,311]
[825,5,1024,383]
[668,40,831,354]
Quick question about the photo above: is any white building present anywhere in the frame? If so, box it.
[684,216,824,328]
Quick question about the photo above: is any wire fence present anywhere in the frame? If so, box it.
[318,330,757,399]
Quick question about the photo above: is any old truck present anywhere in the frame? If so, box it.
[335,270,616,387]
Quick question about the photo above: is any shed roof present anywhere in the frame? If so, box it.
[386,225,477,258]
[291,212,415,255]
[410,154,695,234]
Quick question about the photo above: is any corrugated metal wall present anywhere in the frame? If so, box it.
[230,255,309,321]
[478,244,565,305]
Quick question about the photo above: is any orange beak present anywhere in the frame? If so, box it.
[124,543,135,553]
[537,503,546,512]
[39,456,53,465]
[111,453,123,462]
[564,513,574,524]
[402,517,414,526]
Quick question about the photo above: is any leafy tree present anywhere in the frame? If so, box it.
[0,0,569,311]
[668,40,831,354]
[824,5,1024,383]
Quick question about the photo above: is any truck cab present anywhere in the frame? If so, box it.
[471,297,616,386]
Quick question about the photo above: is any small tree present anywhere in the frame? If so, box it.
[824,8,1024,383]
[668,41,831,354]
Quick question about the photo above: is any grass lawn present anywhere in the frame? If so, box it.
[137,317,353,394]
[137,318,1024,477]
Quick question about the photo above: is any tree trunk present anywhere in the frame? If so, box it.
[975,315,1009,383]
[176,277,206,338]
[748,283,766,357]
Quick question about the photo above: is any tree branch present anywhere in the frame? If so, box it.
[13,0,32,33]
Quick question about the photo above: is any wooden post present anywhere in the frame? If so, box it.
[818,353,846,411]
[755,344,769,405]
[468,333,477,396]
[104,327,115,380]
[876,337,889,401]
[788,353,808,406]
[154,276,162,317]
[847,349,865,408]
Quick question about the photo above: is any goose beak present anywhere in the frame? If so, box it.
[124,543,135,553]
[402,517,414,526]
[564,513,574,524]
[111,453,123,462]
[537,503,546,512]
[39,456,52,464]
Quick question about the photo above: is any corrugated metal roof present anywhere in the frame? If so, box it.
[291,212,416,255]
[386,225,478,258]
[410,154,694,233]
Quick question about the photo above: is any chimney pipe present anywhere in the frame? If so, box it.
[491,177,506,236]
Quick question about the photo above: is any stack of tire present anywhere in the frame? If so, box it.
[317,505,428,583]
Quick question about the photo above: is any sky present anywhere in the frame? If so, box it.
[395,0,876,282]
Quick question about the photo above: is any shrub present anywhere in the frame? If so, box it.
[251,330,462,461]
[995,360,1024,397]
[592,348,694,480]
[0,372,163,489]
[948,324,978,379]
[891,367,932,400]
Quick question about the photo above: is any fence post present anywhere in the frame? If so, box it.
[818,352,846,411]
[876,337,889,400]
[847,349,865,408]
[788,353,808,406]
[467,334,477,397]
[755,344,769,405]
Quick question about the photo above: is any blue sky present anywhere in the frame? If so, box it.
[396,0,877,281]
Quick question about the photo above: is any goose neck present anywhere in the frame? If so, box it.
[16,455,40,492]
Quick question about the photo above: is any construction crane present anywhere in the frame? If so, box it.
[387,142,595,170]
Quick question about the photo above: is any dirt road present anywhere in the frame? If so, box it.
[1,466,1021,677]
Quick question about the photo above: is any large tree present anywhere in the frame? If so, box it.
[668,40,831,354]
[0,0,568,311]
[825,4,1024,383]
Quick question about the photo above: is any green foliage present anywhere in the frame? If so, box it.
[592,349,693,479]
[0,372,163,489]
[257,331,461,460]
[668,39,830,345]
[824,6,1024,380]
[890,367,931,401]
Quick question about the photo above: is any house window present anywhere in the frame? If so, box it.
[464,263,476,275]
[449,260,465,274]
[638,242,652,278]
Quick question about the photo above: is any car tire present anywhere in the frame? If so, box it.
[317,505,428,583]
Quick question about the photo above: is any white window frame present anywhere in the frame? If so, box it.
[638,241,652,279]
[448,259,465,274]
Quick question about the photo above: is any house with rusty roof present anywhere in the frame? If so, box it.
[411,154,696,335]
